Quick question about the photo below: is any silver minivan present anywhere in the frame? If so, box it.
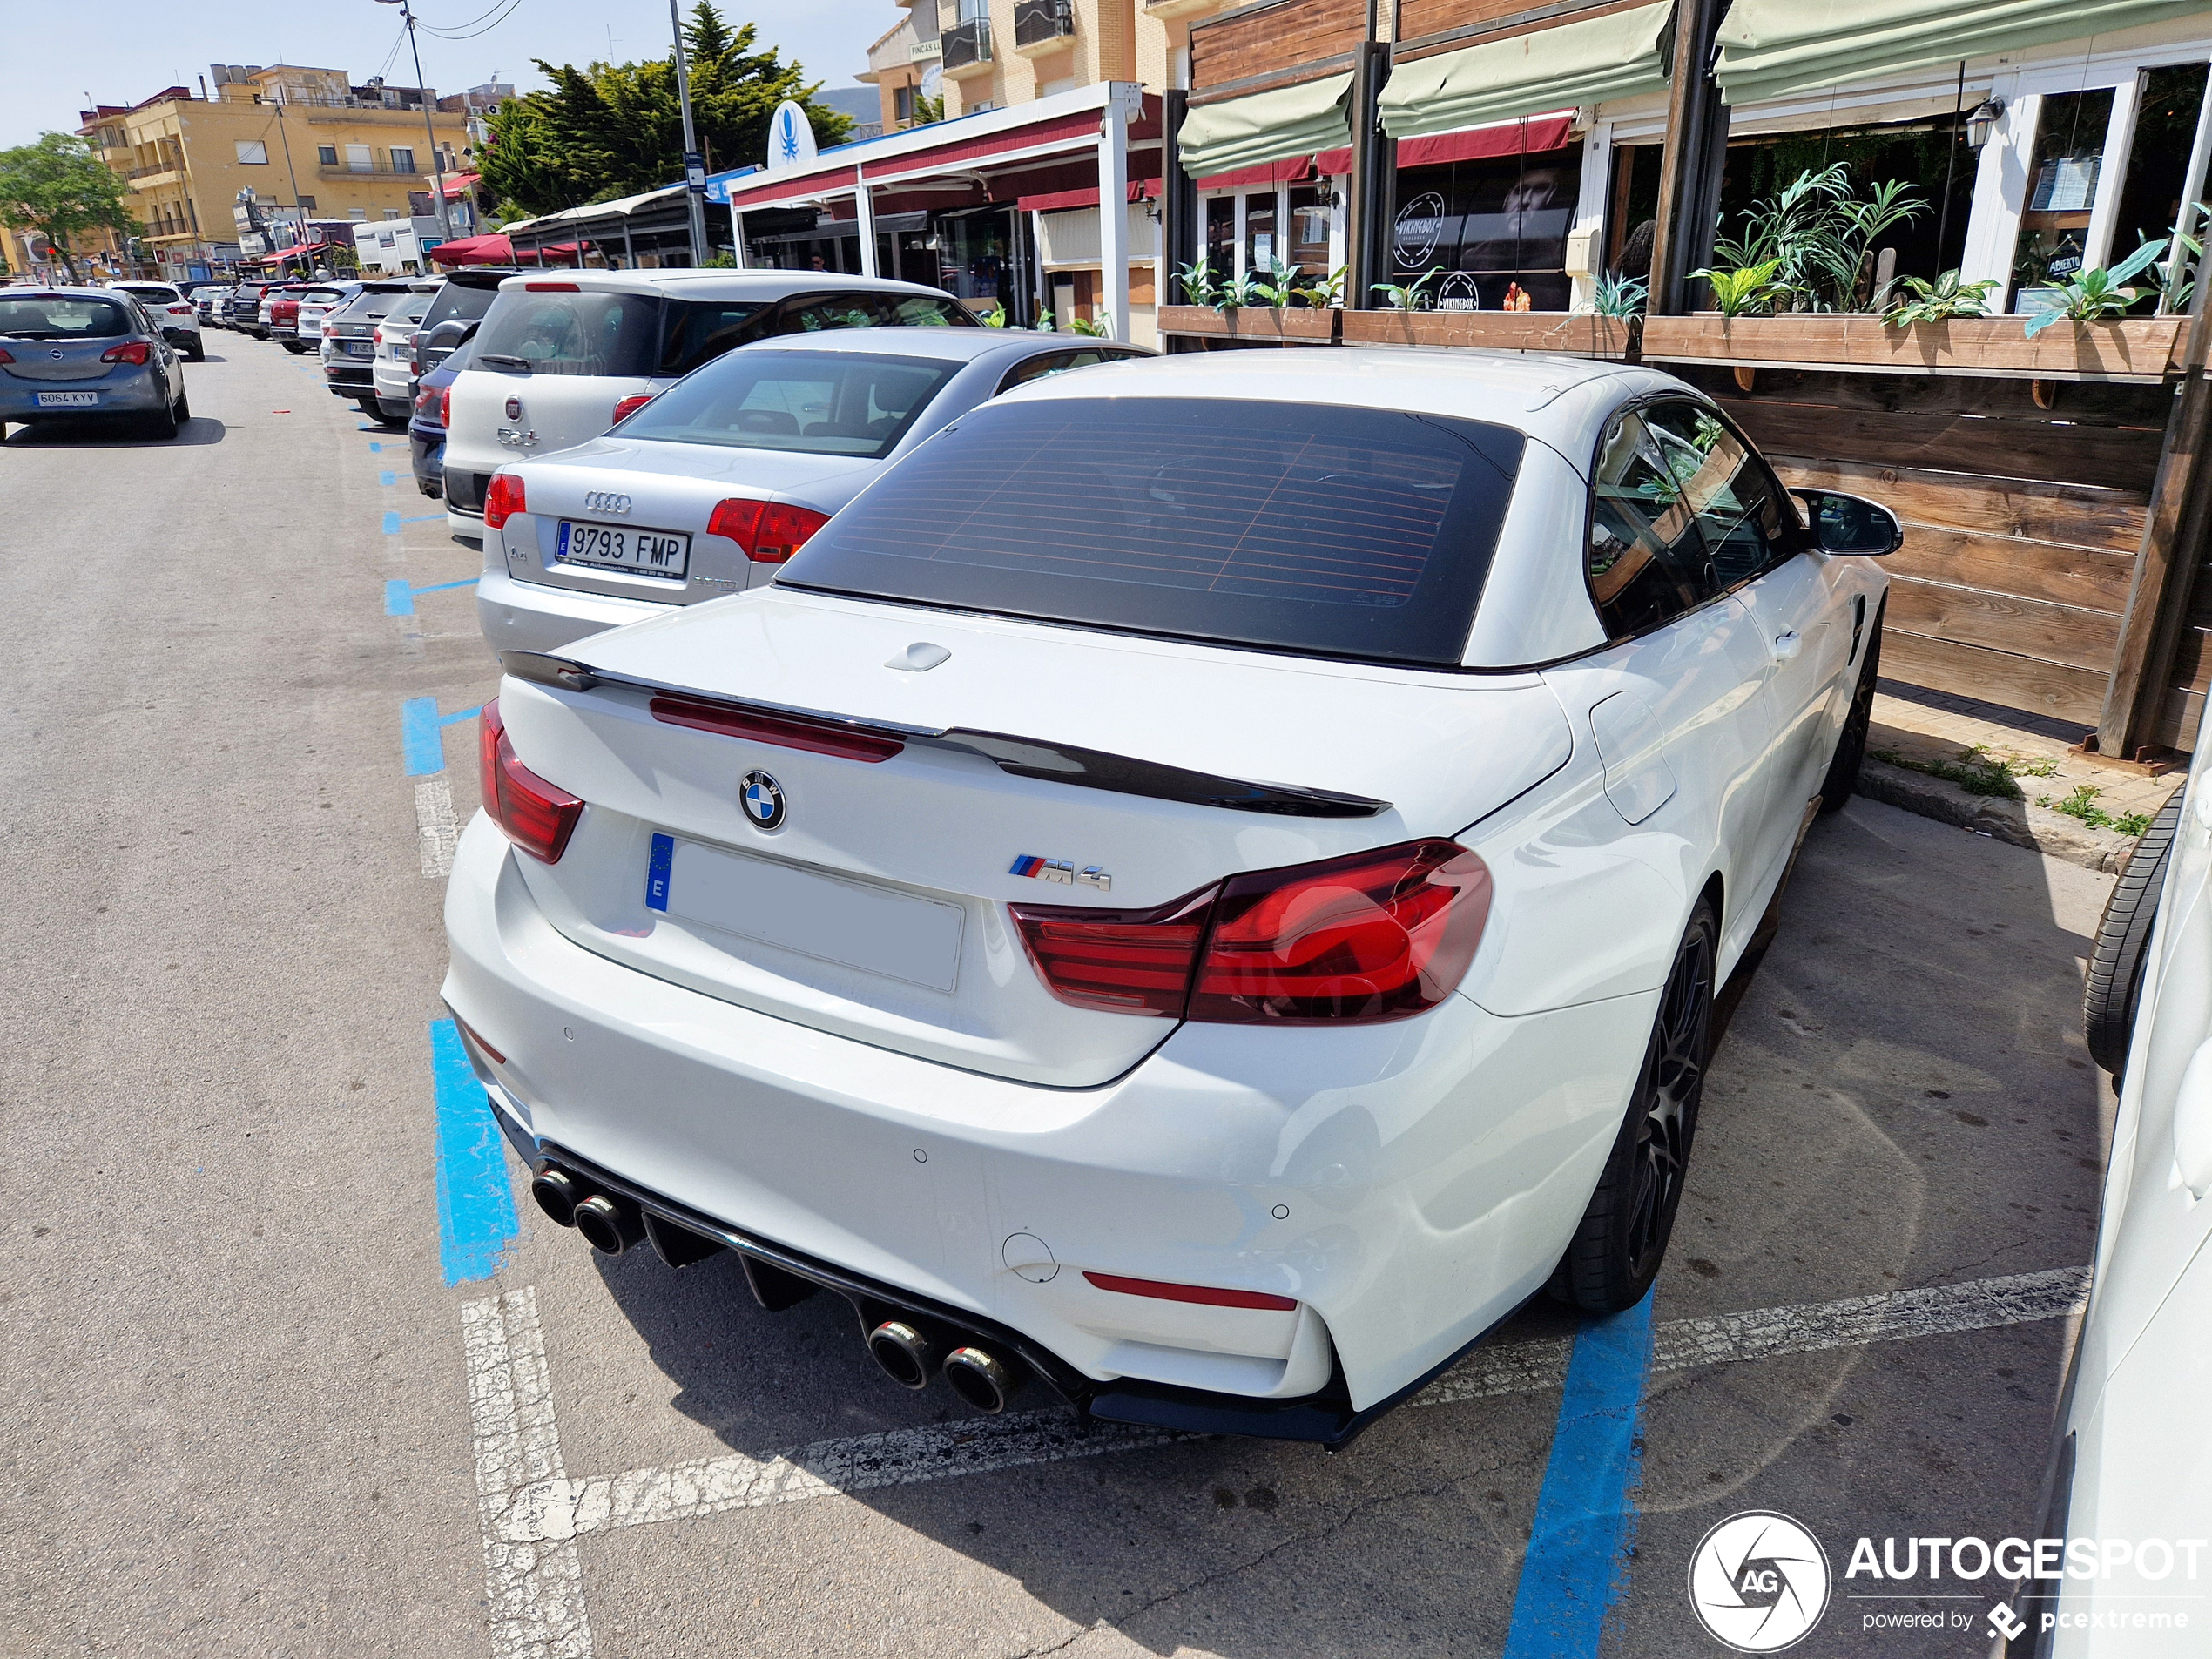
[441,270,976,543]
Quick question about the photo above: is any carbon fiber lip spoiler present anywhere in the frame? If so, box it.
[499,649,1392,819]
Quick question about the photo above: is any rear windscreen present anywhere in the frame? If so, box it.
[473,289,662,377]
[621,349,955,458]
[420,280,503,334]
[0,298,133,339]
[779,397,1527,665]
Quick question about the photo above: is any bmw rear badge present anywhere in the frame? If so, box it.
[741,771,786,832]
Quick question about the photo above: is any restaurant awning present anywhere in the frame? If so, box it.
[439,172,480,200]
[1178,73,1354,179]
[1716,0,2207,106]
[1312,110,1576,176]
[1379,1,1672,138]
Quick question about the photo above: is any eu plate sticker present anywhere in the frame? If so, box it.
[645,832,674,912]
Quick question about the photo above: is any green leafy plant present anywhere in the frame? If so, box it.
[2023,238,2168,337]
[1575,271,1648,318]
[1872,744,2055,799]
[1710,164,1929,313]
[2152,201,2208,314]
[1297,264,1347,308]
[1369,269,1440,312]
[1173,256,1223,308]
[977,300,1008,327]
[1884,269,2000,327]
[1069,310,1109,337]
[1251,256,1305,309]
[1692,259,1789,319]
[1218,269,1265,309]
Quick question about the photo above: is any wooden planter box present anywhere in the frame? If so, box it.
[1341,309,1635,357]
[1638,314,2185,382]
[1155,304,1340,343]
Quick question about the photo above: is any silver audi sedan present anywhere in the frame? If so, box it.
[474,327,1150,655]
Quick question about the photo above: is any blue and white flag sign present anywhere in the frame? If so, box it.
[766,100,819,173]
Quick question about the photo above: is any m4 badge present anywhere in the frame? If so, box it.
[1010,855,1110,893]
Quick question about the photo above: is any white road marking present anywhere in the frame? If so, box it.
[485,1265,2087,1547]
[463,1288,593,1659]
[415,779,458,879]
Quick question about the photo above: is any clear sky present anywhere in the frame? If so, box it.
[0,0,890,152]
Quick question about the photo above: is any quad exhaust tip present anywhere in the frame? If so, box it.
[572,1193,646,1256]
[867,1320,937,1390]
[943,1345,1020,1414]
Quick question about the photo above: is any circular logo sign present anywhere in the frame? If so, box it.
[740,771,786,832]
[1393,192,1447,266]
[1688,1511,1831,1653]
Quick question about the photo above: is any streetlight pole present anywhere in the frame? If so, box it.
[670,0,709,265]
[269,98,311,276]
[375,0,457,244]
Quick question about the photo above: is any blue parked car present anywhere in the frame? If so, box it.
[0,287,189,440]
[409,336,471,498]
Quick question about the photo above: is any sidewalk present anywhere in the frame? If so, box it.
[1856,680,2180,873]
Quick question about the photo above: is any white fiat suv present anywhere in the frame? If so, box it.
[440,270,977,545]
[443,351,1904,1445]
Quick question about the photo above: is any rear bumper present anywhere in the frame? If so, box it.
[0,369,166,417]
[442,814,1649,1433]
[475,560,675,654]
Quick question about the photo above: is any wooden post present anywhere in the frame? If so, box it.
[1645,0,1727,315]
[2096,266,2212,759]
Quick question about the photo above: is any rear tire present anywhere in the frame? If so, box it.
[143,396,179,441]
[188,341,206,362]
[1818,597,1885,814]
[175,388,192,425]
[2083,787,2185,1074]
[1550,900,1717,1312]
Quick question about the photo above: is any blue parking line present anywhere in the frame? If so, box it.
[368,441,383,452]
[380,470,398,486]
[1500,1292,1656,1658]
[402,696,484,775]
[383,510,443,535]
[384,577,475,617]
[429,1019,519,1285]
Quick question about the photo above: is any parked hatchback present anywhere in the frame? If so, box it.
[0,286,191,438]
[294,282,361,349]
[476,328,1149,653]
[195,286,233,328]
[442,271,976,543]
[370,291,435,423]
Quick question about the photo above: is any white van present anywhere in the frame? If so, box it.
[441,270,976,543]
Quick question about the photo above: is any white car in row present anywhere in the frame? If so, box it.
[442,349,1900,1441]
[110,280,204,361]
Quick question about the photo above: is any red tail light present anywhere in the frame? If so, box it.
[1010,887,1215,1016]
[478,700,583,863]
[525,281,579,291]
[704,498,831,563]
[483,472,526,529]
[0,348,12,363]
[649,693,903,763]
[1082,1272,1298,1312]
[415,386,439,418]
[167,305,192,315]
[1013,840,1491,1025]
[611,394,653,425]
[100,341,152,365]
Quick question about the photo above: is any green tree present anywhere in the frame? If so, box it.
[0,133,138,280]
[479,3,853,219]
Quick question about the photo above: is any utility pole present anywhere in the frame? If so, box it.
[671,0,710,265]
[375,0,457,243]
[270,98,310,277]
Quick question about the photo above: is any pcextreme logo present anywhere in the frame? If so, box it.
[1689,1511,1832,1652]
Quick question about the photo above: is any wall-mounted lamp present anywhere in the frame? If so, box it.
[1966,95,2006,151]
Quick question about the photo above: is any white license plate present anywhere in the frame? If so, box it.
[35,392,98,408]
[645,834,963,991]
[557,520,690,579]
[341,340,374,357]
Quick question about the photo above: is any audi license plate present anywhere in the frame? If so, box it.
[341,340,374,357]
[556,520,690,578]
[35,391,98,408]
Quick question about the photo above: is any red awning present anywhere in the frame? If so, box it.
[1016,171,1163,214]
[1194,157,1314,192]
[429,232,515,265]
[1312,111,1575,177]
[249,240,327,266]
[440,172,481,200]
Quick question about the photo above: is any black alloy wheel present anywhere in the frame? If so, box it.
[1551,900,1717,1312]
[1818,596,1885,814]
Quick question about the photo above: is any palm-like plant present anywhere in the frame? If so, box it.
[1712,165,1929,312]
[1250,256,1305,309]
[1575,271,1649,318]
[2023,238,2168,337]
[1369,269,1440,312]
[1691,259,1789,318]
[1173,256,1224,308]
[1297,264,1348,308]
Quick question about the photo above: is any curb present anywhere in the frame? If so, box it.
[1854,759,2146,873]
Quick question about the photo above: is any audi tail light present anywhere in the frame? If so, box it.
[704,498,832,563]
[611,394,653,426]
[1013,840,1491,1025]
[479,700,583,863]
[100,341,152,365]
[483,473,526,529]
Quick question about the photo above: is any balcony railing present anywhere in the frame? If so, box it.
[1013,0,1075,50]
[942,18,993,73]
[317,159,428,177]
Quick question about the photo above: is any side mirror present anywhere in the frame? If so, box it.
[1791,488,1902,556]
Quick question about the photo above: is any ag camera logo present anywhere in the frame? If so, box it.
[1689,1511,1831,1652]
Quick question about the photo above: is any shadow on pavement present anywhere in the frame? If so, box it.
[3,415,226,448]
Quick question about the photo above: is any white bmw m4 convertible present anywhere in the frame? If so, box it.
[442,349,1900,1446]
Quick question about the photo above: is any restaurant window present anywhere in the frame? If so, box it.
[1605,144,1662,280]
[939,209,1014,312]
[2012,86,2118,307]
[1288,184,1331,280]
[2108,64,2211,306]
[1204,195,1235,273]
[1392,145,1581,311]
[1243,191,1278,273]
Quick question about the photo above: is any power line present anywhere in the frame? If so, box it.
[420,0,525,42]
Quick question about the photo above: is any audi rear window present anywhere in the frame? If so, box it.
[0,298,133,339]
[779,397,1527,665]
[472,289,662,377]
[622,349,956,458]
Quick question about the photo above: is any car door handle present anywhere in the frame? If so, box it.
[1771,631,1804,663]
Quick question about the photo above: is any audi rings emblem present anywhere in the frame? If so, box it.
[583,491,632,516]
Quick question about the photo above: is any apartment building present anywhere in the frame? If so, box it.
[78,65,474,281]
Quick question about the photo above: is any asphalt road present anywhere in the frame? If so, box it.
[0,337,2121,1658]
